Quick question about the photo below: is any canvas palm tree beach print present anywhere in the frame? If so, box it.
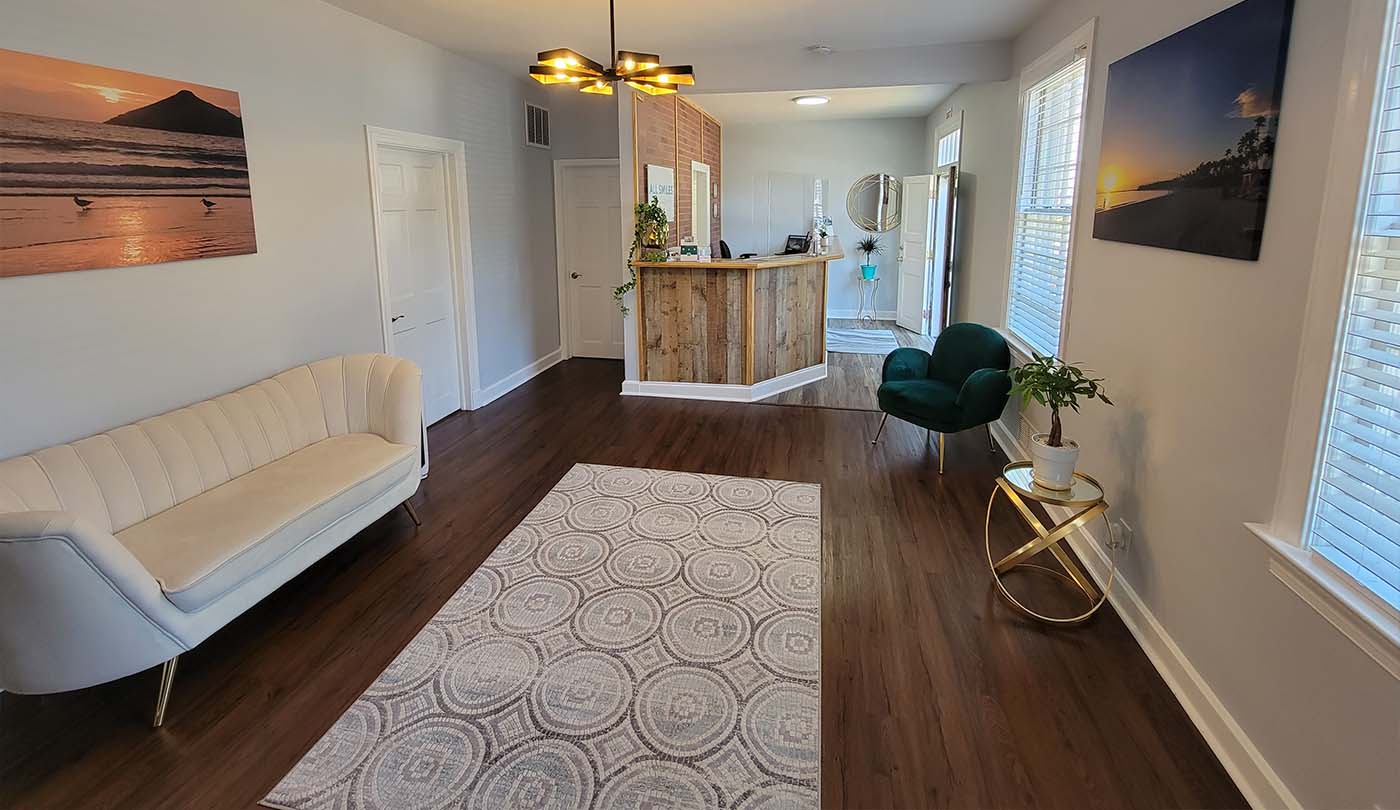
[1092,0,1294,261]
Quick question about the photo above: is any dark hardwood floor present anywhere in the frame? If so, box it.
[762,319,932,411]
[0,359,1246,809]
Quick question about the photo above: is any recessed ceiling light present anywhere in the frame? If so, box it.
[793,95,830,106]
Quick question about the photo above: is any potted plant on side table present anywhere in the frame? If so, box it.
[856,234,882,279]
[1008,352,1113,490]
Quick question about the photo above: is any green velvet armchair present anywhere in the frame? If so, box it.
[872,322,1012,473]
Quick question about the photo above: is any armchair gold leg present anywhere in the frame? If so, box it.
[871,413,889,446]
[153,656,178,728]
[938,432,945,475]
[402,500,422,527]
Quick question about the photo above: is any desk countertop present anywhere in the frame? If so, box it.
[632,251,843,270]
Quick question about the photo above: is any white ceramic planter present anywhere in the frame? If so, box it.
[1029,433,1080,490]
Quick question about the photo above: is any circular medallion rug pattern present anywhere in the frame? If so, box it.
[262,463,821,810]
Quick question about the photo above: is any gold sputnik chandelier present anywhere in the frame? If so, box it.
[528,0,695,96]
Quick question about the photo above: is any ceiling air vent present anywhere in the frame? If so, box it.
[525,103,551,149]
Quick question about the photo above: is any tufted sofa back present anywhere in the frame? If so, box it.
[0,354,420,535]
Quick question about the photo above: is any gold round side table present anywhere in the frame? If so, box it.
[984,462,1116,625]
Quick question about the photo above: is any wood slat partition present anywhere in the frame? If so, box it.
[641,266,747,384]
[637,255,835,388]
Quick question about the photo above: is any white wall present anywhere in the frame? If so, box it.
[953,1,1399,807]
[0,0,567,458]
[720,118,930,315]
[548,92,621,160]
[926,81,1019,325]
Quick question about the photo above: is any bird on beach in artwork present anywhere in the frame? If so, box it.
[72,196,93,209]
[201,198,217,209]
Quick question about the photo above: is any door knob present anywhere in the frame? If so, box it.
[571,272,581,279]
[391,314,405,322]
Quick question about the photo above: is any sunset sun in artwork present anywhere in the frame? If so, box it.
[1099,166,1124,194]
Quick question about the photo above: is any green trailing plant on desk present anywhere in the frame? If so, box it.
[1008,352,1112,447]
[614,196,669,315]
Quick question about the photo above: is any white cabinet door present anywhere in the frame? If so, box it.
[896,174,934,333]
[560,162,624,359]
[375,145,462,425]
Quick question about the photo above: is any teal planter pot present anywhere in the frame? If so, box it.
[860,264,877,280]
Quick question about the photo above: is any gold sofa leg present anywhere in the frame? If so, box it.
[153,656,178,728]
[938,432,945,475]
[402,500,422,527]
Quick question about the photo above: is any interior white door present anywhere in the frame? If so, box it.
[560,162,624,359]
[896,174,934,333]
[375,145,463,425]
[929,167,958,337]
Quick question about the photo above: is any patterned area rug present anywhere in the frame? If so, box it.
[826,327,900,355]
[263,463,821,810]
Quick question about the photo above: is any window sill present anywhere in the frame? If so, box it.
[996,326,1040,364]
[1245,522,1400,681]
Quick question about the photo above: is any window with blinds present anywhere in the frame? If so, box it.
[1006,54,1087,357]
[937,128,961,168]
[1308,10,1400,611]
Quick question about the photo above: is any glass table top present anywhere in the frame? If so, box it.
[1001,462,1104,507]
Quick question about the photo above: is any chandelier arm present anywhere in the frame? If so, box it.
[609,0,616,67]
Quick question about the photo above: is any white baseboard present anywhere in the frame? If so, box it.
[987,420,1300,810]
[826,309,897,320]
[471,348,564,409]
[621,363,826,403]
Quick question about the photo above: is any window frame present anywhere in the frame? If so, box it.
[1001,19,1097,361]
[935,111,963,169]
[1250,0,1400,679]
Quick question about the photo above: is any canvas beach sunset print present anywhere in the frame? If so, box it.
[1092,0,1294,261]
[0,48,255,277]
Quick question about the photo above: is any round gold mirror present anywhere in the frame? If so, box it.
[847,173,902,232]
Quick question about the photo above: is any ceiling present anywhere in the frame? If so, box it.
[323,0,1049,93]
[693,85,958,125]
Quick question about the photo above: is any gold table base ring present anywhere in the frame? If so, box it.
[984,479,1118,626]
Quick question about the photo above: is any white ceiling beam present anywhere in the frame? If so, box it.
[676,40,1012,94]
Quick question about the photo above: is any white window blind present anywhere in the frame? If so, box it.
[937,128,961,167]
[1006,54,1087,357]
[1309,10,1400,611]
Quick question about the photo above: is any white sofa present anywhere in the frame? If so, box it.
[0,354,422,724]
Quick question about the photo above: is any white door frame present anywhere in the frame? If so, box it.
[554,158,621,361]
[690,160,712,244]
[365,125,483,410]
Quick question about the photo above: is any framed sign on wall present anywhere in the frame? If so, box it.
[645,163,675,222]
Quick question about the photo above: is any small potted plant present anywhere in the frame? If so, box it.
[1008,353,1113,490]
[613,197,669,314]
[856,234,882,280]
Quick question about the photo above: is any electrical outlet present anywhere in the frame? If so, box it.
[1110,518,1134,551]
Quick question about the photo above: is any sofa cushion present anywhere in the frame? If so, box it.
[117,433,416,612]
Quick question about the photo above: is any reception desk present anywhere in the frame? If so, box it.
[633,252,840,390]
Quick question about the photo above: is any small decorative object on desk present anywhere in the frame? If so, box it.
[1008,353,1112,490]
[856,234,883,280]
